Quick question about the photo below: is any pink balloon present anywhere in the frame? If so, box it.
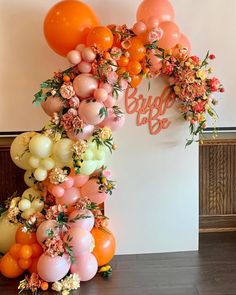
[132,21,147,35]
[149,54,163,72]
[52,185,65,198]
[73,74,98,99]
[99,108,125,132]
[178,33,191,53]
[78,61,92,73]
[73,174,89,187]
[41,96,64,117]
[36,220,58,245]
[57,187,81,206]
[69,209,95,231]
[78,100,106,125]
[93,88,108,102]
[67,50,82,65]
[99,82,113,94]
[137,0,175,23]
[158,21,180,49]
[71,253,98,281]
[80,178,107,204]
[81,47,96,63]
[63,227,93,256]
[67,124,95,141]
[37,254,71,282]
[146,16,160,29]
[104,95,116,108]
[61,176,74,189]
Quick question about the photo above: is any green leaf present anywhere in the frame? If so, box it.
[185,139,194,147]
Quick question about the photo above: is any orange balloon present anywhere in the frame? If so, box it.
[19,245,33,259]
[91,227,116,266]
[31,243,43,258]
[128,37,146,62]
[9,243,22,259]
[118,56,129,67]
[158,21,180,49]
[28,257,40,274]
[18,258,32,270]
[87,26,114,51]
[44,0,100,56]
[127,61,142,75]
[0,253,24,278]
[130,75,143,88]
[15,225,37,245]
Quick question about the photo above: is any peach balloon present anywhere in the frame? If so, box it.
[80,178,107,204]
[132,21,147,35]
[69,209,95,231]
[78,100,106,125]
[99,108,125,132]
[67,124,94,141]
[57,187,81,206]
[137,0,175,23]
[104,95,116,108]
[71,253,98,281]
[149,54,163,72]
[178,33,192,53]
[78,61,92,73]
[73,174,89,187]
[67,50,82,65]
[41,96,64,117]
[158,21,180,49]
[36,220,58,245]
[37,254,71,282]
[73,74,98,99]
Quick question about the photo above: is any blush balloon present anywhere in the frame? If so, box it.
[70,253,98,281]
[73,174,89,187]
[93,88,108,102]
[178,33,191,53]
[36,220,58,245]
[58,187,81,206]
[61,176,74,189]
[51,185,65,198]
[99,108,125,132]
[69,209,95,231]
[63,227,94,256]
[78,61,92,73]
[158,21,180,49]
[67,124,94,141]
[73,74,98,99]
[37,254,71,282]
[81,47,96,62]
[67,50,82,65]
[132,21,147,35]
[149,54,162,72]
[104,95,116,108]
[78,100,106,125]
[41,96,64,117]
[80,178,107,204]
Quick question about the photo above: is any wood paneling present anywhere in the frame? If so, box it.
[200,138,236,232]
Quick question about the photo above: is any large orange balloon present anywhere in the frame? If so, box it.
[44,0,100,56]
[128,37,146,62]
[158,21,180,49]
[0,253,24,278]
[91,227,116,267]
[137,0,175,23]
[87,26,114,51]
[15,225,37,245]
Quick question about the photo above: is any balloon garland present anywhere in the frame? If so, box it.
[0,0,223,293]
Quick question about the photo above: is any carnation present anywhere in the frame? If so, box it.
[60,82,75,100]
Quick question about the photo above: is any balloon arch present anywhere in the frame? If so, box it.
[0,0,223,293]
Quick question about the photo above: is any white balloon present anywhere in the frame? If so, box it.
[40,157,55,170]
[53,138,73,166]
[24,170,37,187]
[29,134,53,158]
[10,132,37,170]
[18,199,32,211]
[80,160,97,175]
[34,167,48,181]
[22,188,41,201]
[29,156,40,168]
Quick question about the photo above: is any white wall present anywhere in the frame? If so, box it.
[1,0,231,254]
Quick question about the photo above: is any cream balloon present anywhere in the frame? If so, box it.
[18,199,32,211]
[29,134,53,158]
[10,132,37,170]
[31,199,44,212]
[34,168,48,181]
[0,212,19,253]
[96,159,105,170]
[29,156,40,168]
[53,138,73,166]
[83,149,94,161]
[80,160,97,175]
[22,188,41,201]
[40,157,55,170]
[21,208,36,220]
[93,149,105,161]
[24,170,37,187]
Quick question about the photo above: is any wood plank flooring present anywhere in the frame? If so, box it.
[1,232,236,295]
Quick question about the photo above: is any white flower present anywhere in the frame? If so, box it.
[52,281,63,292]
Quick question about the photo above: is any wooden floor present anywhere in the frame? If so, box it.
[1,232,236,295]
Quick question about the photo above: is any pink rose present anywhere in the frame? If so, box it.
[103,169,112,180]
[147,28,163,44]
[68,108,77,116]
[210,77,221,92]
[60,82,75,99]
[119,78,128,90]
[110,47,122,60]
[106,71,118,85]
[69,96,80,108]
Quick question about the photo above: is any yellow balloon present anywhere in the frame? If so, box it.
[24,170,36,187]
[22,188,41,200]
[53,138,73,166]
[10,132,37,170]
[29,134,53,158]
[40,157,55,170]
[0,212,19,253]
[29,155,40,168]
[80,160,97,175]
[34,167,48,181]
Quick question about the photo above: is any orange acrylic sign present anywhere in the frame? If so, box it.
[125,86,175,135]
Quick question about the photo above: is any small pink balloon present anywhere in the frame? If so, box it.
[36,220,58,245]
[52,185,65,198]
[99,82,113,94]
[61,176,74,189]
[80,178,107,204]
[58,187,81,206]
[132,21,147,35]
[75,44,85,52]
[37,254,71,282]
[73,174,89,187]
[158,21,180,49]
[69,209,95,231]
[104,95,116,108]
[146,17,160,29]
[149,54,163,72]
[78,100,106,125]
[81,47,96,63]
[178,33,191,53]
[73,74,98,99]
[63,227,93,256]
[94,88,108,102]
[67,50,82,65]
[78,61,92,73]
[71,253,98,281]
[41,96,64,117]
[67,124,95,141]
[99,108,125,132]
